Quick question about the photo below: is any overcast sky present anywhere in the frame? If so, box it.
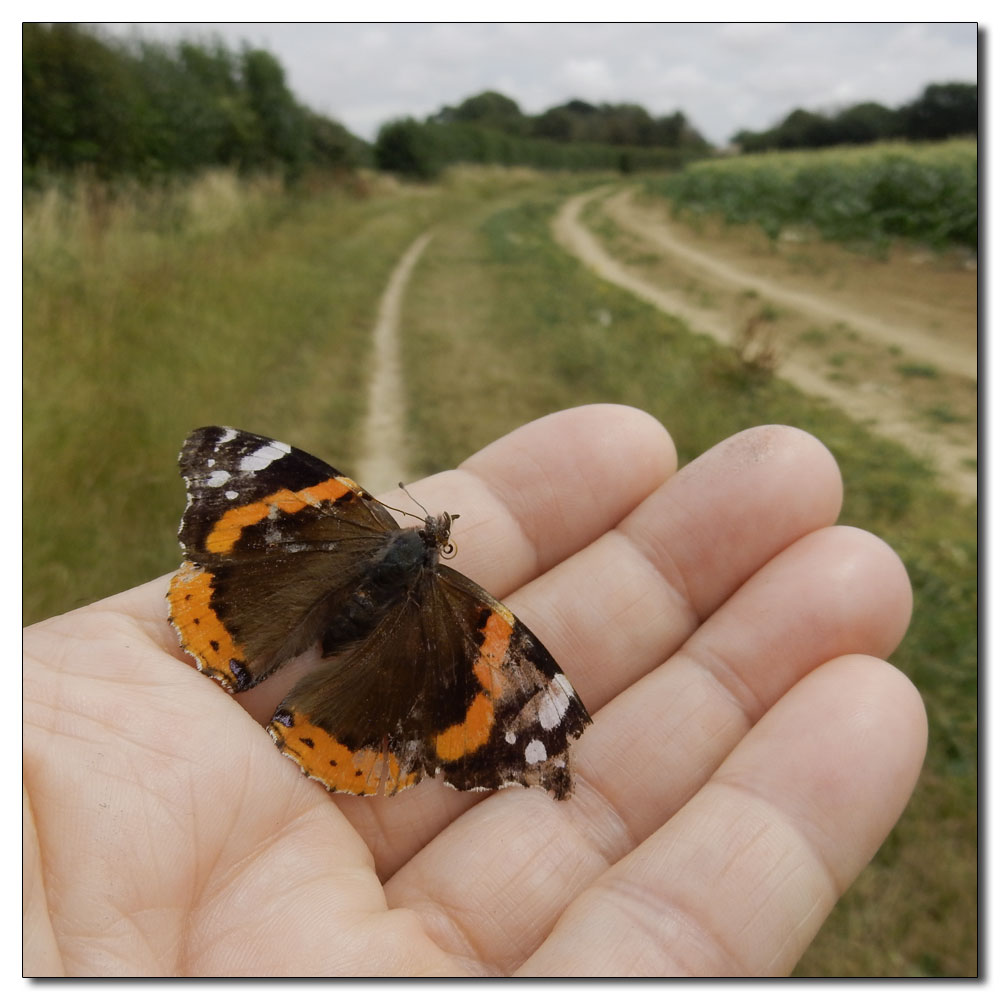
[98,21,978,147]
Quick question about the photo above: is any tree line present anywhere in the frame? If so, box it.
[428,90,709,150]
[22,23,369,183]
[373,90,712,178]
[731,82,977,153]
[22,24,978,186]
[22,24,715,185]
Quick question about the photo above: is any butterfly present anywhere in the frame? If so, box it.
[167,427,592,798]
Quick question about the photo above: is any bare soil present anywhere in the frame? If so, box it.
[554,186,977,500]
[355,231,434,493]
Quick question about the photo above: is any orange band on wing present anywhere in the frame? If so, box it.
[434,609,515,761]
[168,561,247,691]
[269,712,420,796]
[204,477,354,554]
[473,607,514,692]
[434,691,494,761]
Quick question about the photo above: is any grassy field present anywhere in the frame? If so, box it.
[23,170,443,622]
[23,165,976,975]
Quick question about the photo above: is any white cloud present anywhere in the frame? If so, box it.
[718,22,787,50]
[558,57,615,99]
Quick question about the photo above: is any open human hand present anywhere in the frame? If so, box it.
[23,404,925,976]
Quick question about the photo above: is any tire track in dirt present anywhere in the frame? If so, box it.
[605,187,977,380]
[355,231,433,493]
[552,187,976,500]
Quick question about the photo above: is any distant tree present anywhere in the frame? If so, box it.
[23,23,145,175]
[602,103,656,146]
[374,118,440,178]
[240,47,309,177]
[730,80,977,153]
[651,111,685,147]
[532,105,579,142]
[829,101,900,145]
[306,111,371,169]
[900,82,978,140]
[529,98,708,150]
[773,108,835,149]
[426,90,712,154]
[436,90,527,135]
[654,110,711,153]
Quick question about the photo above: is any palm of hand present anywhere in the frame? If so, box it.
[23,406,925,976]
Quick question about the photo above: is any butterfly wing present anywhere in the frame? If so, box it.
[168,426,399,693]
[170,426,593,799]
[430,566,592,798]
[268,563,592,799]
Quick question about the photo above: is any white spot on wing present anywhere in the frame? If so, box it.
[505,731,517,744]
[218,428,237,444]
[553,673,574,698]
[525,739,547,764]
[239,440,291,472]
[205,469,231,487]
[225,490,239,500]
[537,675,572,731]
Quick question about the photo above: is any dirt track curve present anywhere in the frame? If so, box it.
[553,186,976,501]
[355,231,433,493]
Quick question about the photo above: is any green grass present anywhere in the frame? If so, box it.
[23,168,976,977]
[898,362,941,379]
[923,404,967,426]
[23,170,444,622]
[799,327,831,346]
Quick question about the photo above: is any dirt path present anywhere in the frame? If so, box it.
[355,231,433,493]
[604,188,977,380]
[553,187,977,500]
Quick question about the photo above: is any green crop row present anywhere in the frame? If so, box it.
[649,140,977,251]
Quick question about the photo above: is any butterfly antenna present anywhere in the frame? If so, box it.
[373,483,428,524]
[398,482,430,521]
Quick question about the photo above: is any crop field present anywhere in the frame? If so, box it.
[649,139,977,252]
[23,158,976,975]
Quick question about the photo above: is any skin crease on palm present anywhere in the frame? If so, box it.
[23,404,926,977]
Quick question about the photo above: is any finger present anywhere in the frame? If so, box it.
[569,524,913,844]
[508,423,847,711]
[382,521,911,971]
[517,655,927,975]
[346,424,845,877]
[424,402,679,595]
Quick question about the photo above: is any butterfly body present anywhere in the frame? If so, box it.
[168,427,591,799]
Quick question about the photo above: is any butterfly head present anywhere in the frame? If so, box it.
[422,511,460,559]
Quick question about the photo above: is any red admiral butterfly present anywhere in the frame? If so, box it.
[168,427,591,799]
